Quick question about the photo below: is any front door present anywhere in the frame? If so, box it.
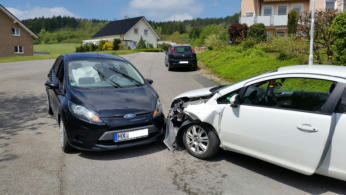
[220,77,336,175]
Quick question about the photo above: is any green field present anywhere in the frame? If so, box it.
[0,43,162,63]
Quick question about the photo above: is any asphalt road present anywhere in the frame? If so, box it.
[0,52,345,195]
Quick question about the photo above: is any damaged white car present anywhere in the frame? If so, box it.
[164,65,346,181]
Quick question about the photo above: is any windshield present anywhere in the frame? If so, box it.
[174,46,192,53]
[68,59,145,88]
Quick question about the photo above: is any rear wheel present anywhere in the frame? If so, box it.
[183,124,219,159]
[59,120,74,153]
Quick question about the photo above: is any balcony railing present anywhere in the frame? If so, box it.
[240,15,288,27]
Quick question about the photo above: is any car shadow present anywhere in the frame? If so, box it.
[78,141,166,160]
[211,149,346,194]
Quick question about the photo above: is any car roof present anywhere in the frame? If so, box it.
[64,53,125,61]
[173,44,191,47]
[276,65,346,79]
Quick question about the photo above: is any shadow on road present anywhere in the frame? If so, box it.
[212,150,346,194]
[78,142,166,160]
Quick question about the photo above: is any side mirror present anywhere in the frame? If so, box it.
[146,79,153,85]
[229,94,239,107]
[45,81,59,89]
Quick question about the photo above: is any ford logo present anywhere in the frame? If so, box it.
[124,113,136,119]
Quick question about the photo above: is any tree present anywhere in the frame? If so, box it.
[228,23,248,44]
[330,12,346,65]
[113,39,121,50]
[288,10,298,35]
[247,23,266,42]
[298,10,338,63]
[136,37,147,49]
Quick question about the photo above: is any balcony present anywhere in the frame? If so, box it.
[240,15,288,27]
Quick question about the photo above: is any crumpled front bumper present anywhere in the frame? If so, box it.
[163,118,178,151]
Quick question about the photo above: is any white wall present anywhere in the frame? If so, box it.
[124,18,159,48]
[82,35,122,45]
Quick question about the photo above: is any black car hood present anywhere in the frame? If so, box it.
[69,85,156,118]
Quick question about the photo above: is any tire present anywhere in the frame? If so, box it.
[183,124,219,159]
[48,96,53,115]
[59,120,74,153]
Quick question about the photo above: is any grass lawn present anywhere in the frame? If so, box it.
[0,43,162,63]
[198,45,302,83]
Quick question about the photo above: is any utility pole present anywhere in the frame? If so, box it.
[309,0,315,66]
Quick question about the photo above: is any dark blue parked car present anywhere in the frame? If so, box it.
[45,53,164,153]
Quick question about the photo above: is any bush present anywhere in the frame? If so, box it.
[228,23,248,44]
[102,41,114,51]
[205,34,224,50]
[98,40,107,51]
[147,43,154,48]
[241,39,256,50]
[288,10,298,35]
[248,23,266,42]
[265,36,308,61]
[158,43,171,52]
[330,12,346,65]
[137,37,147,49]
[113,39,121,50]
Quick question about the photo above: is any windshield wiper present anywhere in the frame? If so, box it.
[107,67,142,86]
[92,66,121,88]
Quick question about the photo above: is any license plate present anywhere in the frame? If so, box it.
[114,129,148,142]
[179,61,188,64]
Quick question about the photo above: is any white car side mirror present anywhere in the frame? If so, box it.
[230,94,239,107]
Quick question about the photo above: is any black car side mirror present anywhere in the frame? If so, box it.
[45,81,59,89]
[146,79,153,85]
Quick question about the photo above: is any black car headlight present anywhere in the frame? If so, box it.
[153,99,162,118]
[68,101,103,124]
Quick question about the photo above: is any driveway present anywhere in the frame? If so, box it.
[0,52,345,195]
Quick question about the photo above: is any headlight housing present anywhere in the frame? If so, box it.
[68,101,103,124]
[153,99,162,118]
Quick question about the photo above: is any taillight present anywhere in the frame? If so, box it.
[191,47,195,53]
[171,47,174,54]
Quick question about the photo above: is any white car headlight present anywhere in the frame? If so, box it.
[153,99,162,117]
[68,101,102,123]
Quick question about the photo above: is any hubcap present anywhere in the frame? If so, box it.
[186,125,209,154]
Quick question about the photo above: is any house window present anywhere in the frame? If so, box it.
[262,5,273,16]
[144,29,148,36]
[12,27,20,36]
[291,4,303,14]
[278,5,288,15]
[14,46,24,54]
[245,12,254,17]
[134,28,138,34]
[326,0,336,10]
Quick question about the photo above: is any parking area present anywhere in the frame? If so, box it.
[0,52,345,195]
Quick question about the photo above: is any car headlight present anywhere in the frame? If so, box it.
[68,101,102,124]
[153,99,162,118]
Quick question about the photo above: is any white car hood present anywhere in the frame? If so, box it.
[174,87,214,99]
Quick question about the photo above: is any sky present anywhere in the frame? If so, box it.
[1,0,241,21]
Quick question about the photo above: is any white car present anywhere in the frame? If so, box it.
[164,65,346,181]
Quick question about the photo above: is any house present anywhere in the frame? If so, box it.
[83,16,160,49]
[240,0,345,37]
[0,4,38,57]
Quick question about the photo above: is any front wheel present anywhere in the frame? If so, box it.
[59,120,74,153]
[183,124,219,159]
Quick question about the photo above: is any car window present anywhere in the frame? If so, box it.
[68,59,144,88]
[174,46,191,53]
[217,89,241,104]
[53,57,62,74]
[56,60,64,83]
[241,78,335,112]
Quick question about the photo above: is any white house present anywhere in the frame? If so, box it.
[83,16,160,49]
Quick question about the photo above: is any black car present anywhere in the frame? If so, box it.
[45,53,165,153]
[165,44,197,71]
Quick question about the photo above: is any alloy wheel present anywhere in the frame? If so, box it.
[185,125,209,154]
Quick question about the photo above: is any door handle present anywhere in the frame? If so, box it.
[297,124,318,133]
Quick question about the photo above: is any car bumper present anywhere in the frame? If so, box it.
[63,112,165,151]
[169,60,197,68]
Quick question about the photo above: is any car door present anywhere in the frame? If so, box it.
[50,57,65,118]
[219,76,338,175]
[47,57,62,115]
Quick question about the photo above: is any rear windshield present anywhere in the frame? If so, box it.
[174,46,192,53]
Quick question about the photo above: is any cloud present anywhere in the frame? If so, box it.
[6,7,78,20]
[126,0,203,21]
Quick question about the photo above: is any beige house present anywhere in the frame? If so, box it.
[83,16,160,48]
[240,0,345,36]
[0,4,38,57]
